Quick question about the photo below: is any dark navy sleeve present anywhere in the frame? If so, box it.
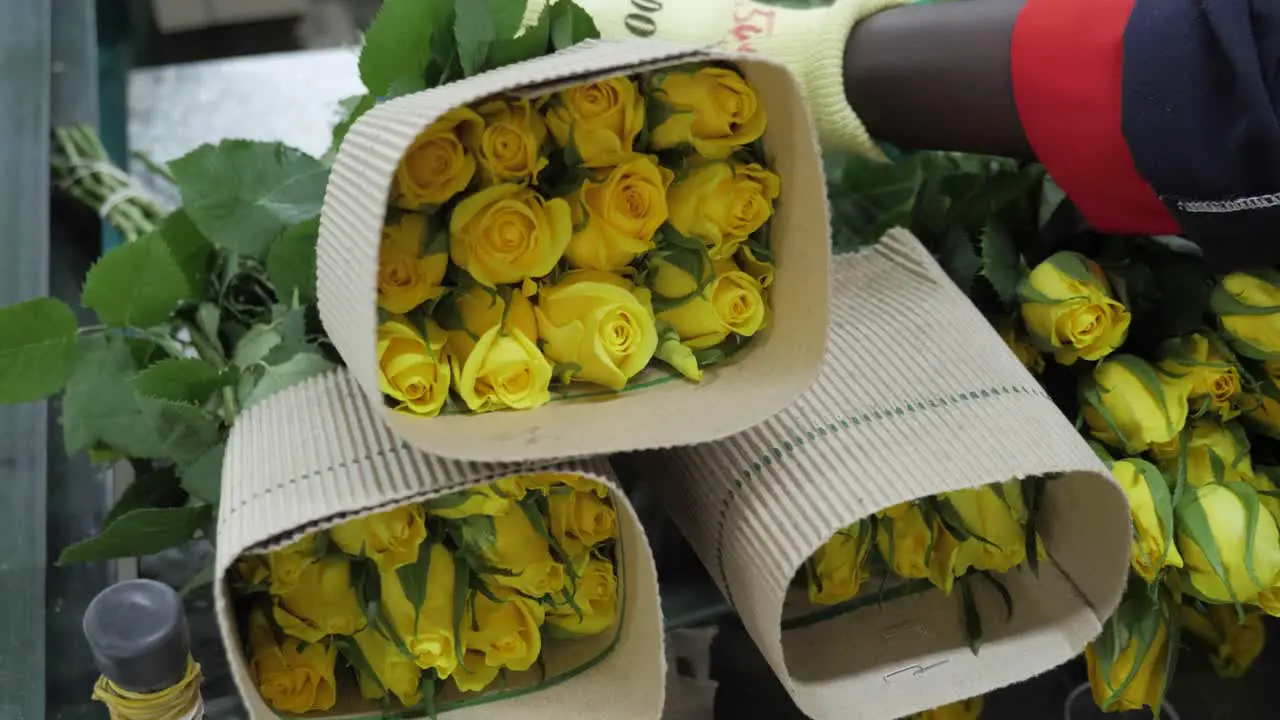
[1122,0,1280,271]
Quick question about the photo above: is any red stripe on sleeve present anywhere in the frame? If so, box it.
[1011,0,1179,235]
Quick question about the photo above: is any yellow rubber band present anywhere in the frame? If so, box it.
[92,658,203,720]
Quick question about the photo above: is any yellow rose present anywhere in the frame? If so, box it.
[1177,482,1280,603]
[235,555,270,587]
[667,162,780,260]
[266,534,317,596]
[394,107,484,209]
[651,257,768,350]
[448,327,552,414]
[1158,332,1242,419]
[944,486,1027,576]
[1179,604,1265,678]
[736,244,775,289]
[548,488,618,557]
[536,270,659,390]
[381,542,458,678]
[353,626,423,707]
[1214,272,1280,359]
[1081,355,1191,454]
[998,319,1044,374]
[1018,251,1130,364]
[452,650,500,693]
[1149,418,1253,487]
[453,284,539,342]
[1110,459,1183,582]
[650,66,767,159]
[461,509,566,598]
[461,589,546,672]
[806,521,872,606]
[876,502,962,595]
[915,696,984,720]
[272,557,367,643]
[427,486,518,520]
[1086,606,1170,713]
[544,77,645,167]
[564,155,674,271]
[449,184,571,287]
[473,97,548,186]
[515,472,611,497]
[248,608,338,713]
[378,318,451,417]
[329,504,427,573]
[547,557,619,636]
[377,212,448,314]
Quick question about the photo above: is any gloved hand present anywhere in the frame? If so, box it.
[526,0,909,158]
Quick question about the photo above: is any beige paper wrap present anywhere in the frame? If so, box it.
[633,230,1132,719]
[214,368,664,719]
[317,39,829,462]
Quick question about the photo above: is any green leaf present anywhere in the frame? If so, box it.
[58,505,212,564]
[396,539,435,632]
[1176,487,1239,605]
[1131,459,1176,570]
[452,559,471,667]
[242,352,335,409]
[331,94,377,154]
[82,233,191,327]
[133,357,224,405]
[138,397,223,467]
[958,576,983,655]
[233,325,284,368]
[181,561,216,596]
[63,336,165,458]
[181,442,225,505]
[170,140,329,258]
[936,229,981,295]
[979,221,1021,305]
[104,466,187,528]
[0,297,79,403]
[489,1,552,69]
[359,0,456,95]
[454,0,526,76]
[267,218,320,302]
[159,210,215,298]
[550,0,600,50]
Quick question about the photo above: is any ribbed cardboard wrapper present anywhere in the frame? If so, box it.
[632,230,1132,719]
[214,368,665,719]
[317,39,829,462]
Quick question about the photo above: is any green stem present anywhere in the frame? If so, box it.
[76,324,106,336]
[183,321,239,424]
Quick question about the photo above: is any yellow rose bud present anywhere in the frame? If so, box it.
[1081,355,1191,454]
[266,534,318,596]
[352,626,423,707]
[564,156,674,271]
[1242,360,1280,439]
[378,318,451,417]
[381,543,458,678]
[875,503,961,595]
[544,77,645,167]
[248,608,338,714]
[463,510,566,598]
[667,162,779,260]
[1110,459,1183,583]
[1086,608,1170,713]
[1149,418,1253,487]
[650,66,767,160]
[1176,482,1280,603]
[449,184,571,287]
[806,522,872,606]
[1158,332,1242,419]
[536,270,659,390]
[998,319,1044,374]
[547,557,618,636]
[329,504,428,573]
[655,334,703,382]
[652,257,768,350]
[548,488,618,557]
[473,97,548,186]
[915,696,984,720]
[1213,272,1280,359]
[514,472,610,497]
[377,212,448,314]
[453,285,539,344]
[736,244,775,289]
[945,486,1027,576]
[461,589,546,672]
[394,107,484,209]
[1245,468,1280,521]
[447,325,552,413]
[1179,604,1265,678]
[272,557,367,643]
[1018,251,1130,364]
[427,486,518,520]
[452,650,500,693]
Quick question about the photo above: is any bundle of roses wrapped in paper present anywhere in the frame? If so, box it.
[232,472,622,715]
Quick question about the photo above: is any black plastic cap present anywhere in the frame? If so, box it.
[82,579,191,693]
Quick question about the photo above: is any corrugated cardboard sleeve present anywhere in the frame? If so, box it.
[215,369,665,719]
[633,229,1132,720]
[317,39,830,462]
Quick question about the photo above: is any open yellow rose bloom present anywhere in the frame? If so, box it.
[372,63,779,418]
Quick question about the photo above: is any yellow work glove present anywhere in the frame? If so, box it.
[526,0,908,158]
